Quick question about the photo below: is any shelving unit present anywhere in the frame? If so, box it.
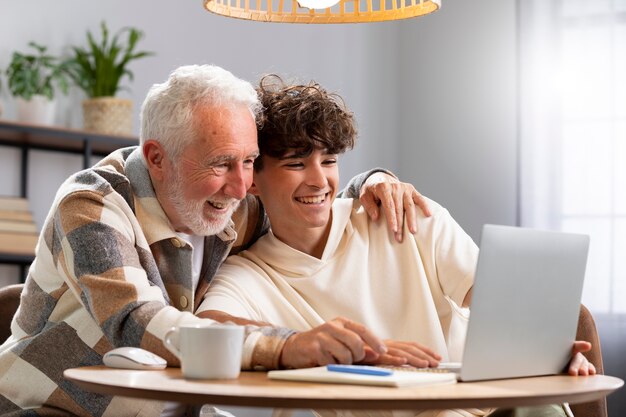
[0,120,138,280]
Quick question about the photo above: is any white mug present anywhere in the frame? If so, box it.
[164,323,244,379]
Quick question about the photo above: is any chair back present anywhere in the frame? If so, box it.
[569,304,607,417]
[0,283,24,343]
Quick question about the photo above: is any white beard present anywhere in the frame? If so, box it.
[164,167,241,236]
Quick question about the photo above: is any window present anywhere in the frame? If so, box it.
[519,0,626,313]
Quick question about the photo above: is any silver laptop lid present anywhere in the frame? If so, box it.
[459,224,589,382]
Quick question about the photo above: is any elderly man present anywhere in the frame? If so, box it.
[0,65,425,417]
[200,76,595,417]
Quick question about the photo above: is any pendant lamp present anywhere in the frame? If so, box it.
[204,0,441,24]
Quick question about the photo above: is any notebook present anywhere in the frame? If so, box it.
[267,365,456,387]
[445,224,590,381]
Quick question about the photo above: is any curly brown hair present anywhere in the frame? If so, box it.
[255,74,356,171]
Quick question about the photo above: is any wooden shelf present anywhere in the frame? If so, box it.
[0,120,138,157]
[0,121,139,280]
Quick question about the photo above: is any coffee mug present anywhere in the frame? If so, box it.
[164,323,244,379]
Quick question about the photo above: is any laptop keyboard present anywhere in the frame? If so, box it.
[381,365,458,374]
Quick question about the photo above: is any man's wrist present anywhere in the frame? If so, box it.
[246,326,297,370]
[278,332,300,369]
[364,171,399,187]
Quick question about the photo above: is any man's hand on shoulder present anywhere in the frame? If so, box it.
[279,317,387,369]
[360,172,431,243]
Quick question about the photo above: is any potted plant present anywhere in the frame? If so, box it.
[65,22,153,135]
[5,42,69,125]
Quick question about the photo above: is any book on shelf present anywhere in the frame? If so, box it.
[0,219,38,233]
[0,197,31,212]
[0,210,34,222]
[0,231,39,256]
[0,197,39,257]
[267,366,457,388]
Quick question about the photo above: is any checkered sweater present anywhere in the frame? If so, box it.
[0,147,371,416]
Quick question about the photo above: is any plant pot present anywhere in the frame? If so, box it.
[16,95,56,126]
[82,97,132,135]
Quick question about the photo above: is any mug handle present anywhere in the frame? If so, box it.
[163,327,181,360]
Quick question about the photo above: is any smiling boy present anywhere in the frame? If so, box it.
[199,76,593,417]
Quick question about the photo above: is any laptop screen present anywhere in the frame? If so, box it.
[458,224,589,381]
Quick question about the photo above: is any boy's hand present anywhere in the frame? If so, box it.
[568,341,597,376]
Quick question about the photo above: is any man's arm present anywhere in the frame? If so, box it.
[204,309,442,368]
[198,277,391,370]
[201,310,388,369]
[199,310,271,326]
[54,191,293,370]
[53,190,204,362]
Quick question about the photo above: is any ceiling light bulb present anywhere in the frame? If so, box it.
[298,0,341,10]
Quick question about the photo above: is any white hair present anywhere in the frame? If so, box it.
[139,65,261,160]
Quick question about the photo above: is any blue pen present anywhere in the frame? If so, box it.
[326,364,393,376]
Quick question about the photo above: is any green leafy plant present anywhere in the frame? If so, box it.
[6,42,69,100]
[65,22,154,98]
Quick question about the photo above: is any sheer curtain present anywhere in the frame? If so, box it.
[519,0,626,314]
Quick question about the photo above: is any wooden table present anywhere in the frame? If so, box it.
[64,367,623,410]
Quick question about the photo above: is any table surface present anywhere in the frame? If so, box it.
[64,367,623,410]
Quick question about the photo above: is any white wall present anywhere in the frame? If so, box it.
[397,0,518,240]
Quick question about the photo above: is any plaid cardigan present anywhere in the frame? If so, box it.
[0,146,374,416]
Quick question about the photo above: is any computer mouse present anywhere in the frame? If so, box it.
[103,347,167,370]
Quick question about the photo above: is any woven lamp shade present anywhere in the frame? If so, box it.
[204,0,441,23]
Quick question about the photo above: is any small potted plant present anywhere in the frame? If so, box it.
[5,42,69,125]
[65,22,153,135]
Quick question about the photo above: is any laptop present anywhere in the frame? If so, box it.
[270,224,590,386]
[442,224,589,381]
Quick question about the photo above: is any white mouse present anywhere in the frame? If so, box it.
[103,347,167,370]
